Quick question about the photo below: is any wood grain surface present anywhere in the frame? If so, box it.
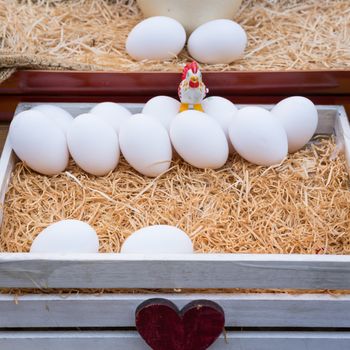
[0,331,349,350]
[0,70,349,121]
[0,293,349,329]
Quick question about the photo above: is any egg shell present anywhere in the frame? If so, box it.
[9,110,69,175]
[119,114,172,177]
[90,102,132,134]
[170,110,229,169]
[202,96,238,153]
[32,104,73,135]
[121,225,193,254]
[126,16,186,61]
[30,220,99,253]
[67,113,120,176]
[187,19,247,64]
[271,96,318,153]
[142,96,181,132]
[229,107,288,166]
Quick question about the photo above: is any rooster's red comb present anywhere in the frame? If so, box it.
[181,61,199,80]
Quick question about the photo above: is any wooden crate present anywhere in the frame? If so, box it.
[0,102,349,349]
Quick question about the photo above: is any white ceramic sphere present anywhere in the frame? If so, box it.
[136,0,243,33]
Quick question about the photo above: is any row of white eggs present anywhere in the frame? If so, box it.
[126,16,247,64]
[9,96,318,177]
[30,220,193,254]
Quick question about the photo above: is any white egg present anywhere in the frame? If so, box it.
[30,219,99,253]
[188,19,247,64]
[202,96,238,153]
[126,16,186,61]
[121,225,193,254]
[271,96,318,153]
[67,113,120,176]
[170,110,229,169]
[9,110,69,175]
[90,102,132,134]
[142,96,180,132]
[119,114,172,177]
[32,104,73,135]
[229,107,288,166]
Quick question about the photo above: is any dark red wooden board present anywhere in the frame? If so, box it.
[135,298,225,350]
[0,70,349,120]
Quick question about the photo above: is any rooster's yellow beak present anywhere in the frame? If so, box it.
[190,76,198,83]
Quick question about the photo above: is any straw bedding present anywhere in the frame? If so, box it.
[0,0,349,78]
[1,137,349,256]
[1,136,350,295]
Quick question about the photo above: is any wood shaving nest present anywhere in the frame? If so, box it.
[0,0,349,72]
[1,136,350,295]
[1,137,350,256]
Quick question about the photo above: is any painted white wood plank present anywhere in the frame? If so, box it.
[14,102,339,134]
[0,331,350,350]
[0,293,350,328]
[1,253,350,289]
[0,137,16,224]
[335,106,350,172]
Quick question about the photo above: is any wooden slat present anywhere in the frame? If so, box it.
[335,106,350,171]
[0,331,350,350]
[1,253,350,289]
[0,293,350,328]
[14,102,339,135]
[2,71,350,96]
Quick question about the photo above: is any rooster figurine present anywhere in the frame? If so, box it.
[178,61,208,113]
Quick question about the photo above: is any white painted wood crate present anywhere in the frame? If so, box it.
[0,103,349,349]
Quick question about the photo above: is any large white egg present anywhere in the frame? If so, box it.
[67,113,120,176]
[126,16,186,61]
[90,102,132,134]
[142,96,180,132]
[32,104,73,135]
[271,96,318,153]
[229,107,288,166]
[119,114,172,177]
[9,110,69,175]
[121,225,193,254]
[188,19,247,64]
[170,110,229,169]
[30,219,99,253]
[202,96,238,153]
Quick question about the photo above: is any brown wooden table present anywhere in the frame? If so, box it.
[0,70,349,121]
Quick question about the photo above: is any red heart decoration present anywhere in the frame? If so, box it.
[135,298,225,350]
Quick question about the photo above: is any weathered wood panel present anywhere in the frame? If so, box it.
[0,331,350,350]
[14,102,338,136]
[1,253,350,289]
[0,293,350,328]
